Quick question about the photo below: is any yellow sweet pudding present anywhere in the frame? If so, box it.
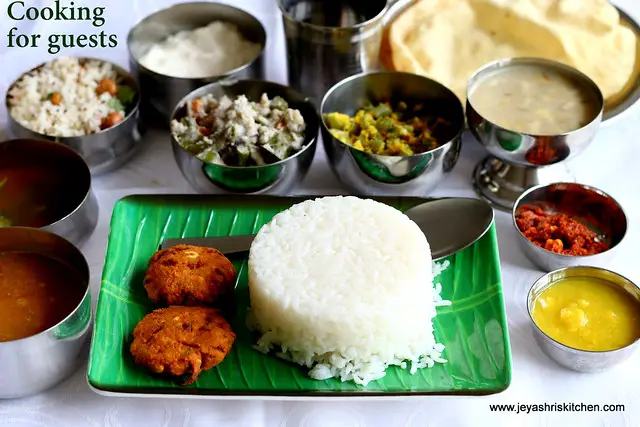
[532,277,640,351]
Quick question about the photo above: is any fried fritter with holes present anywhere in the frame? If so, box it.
[130,306,236,385]
[144,244,236,308]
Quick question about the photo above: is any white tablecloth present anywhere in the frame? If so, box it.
[1,1,639,425]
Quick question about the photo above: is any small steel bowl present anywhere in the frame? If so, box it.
[512,182,627,272]
[170,79,319,194]
[528,266,640,372]
[5,57,145,175]
[0,139,99,248]
[320,71,465,196]
[0,227,92,398]
[466,57,604,167]
[128,2,267,124]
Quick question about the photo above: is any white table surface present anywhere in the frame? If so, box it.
[1,0,639,425]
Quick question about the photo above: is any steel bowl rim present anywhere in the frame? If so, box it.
[0,227,91,345]
[319,70,465,160]
[5,56,141,141]
[126,1,267,82]
[512,181,628,260]
[382,0,413,27]
[170,79,319,171]
[527,265,640,355]
[602,7,640,123]
[0,138,95,231]
[276,0,390,32]
[466,57,605,138]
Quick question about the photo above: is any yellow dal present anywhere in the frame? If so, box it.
[532,277,640,351]
[389,0,637,103]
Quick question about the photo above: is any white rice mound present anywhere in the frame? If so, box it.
[248,196,449,386]
[7,57,123,137]
[139,21,262,79]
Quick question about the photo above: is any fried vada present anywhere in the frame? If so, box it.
[130,306,236,385]
[144,244,236,308]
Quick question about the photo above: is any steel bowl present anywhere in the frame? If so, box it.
[128,2,267,124]
[512,182,627,272]
[170,79,318,194]
[0,227,92,399]
[320,71,464,196]
[5,58,145,175]
[466,57,604,168]
[528,266,640,372]
[0,139,99,248]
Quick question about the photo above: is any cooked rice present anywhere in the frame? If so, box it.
[247,196,449,386]
[139,21,262,78]
[7,57,124,137]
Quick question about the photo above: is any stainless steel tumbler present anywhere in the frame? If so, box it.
[277,0,389,107]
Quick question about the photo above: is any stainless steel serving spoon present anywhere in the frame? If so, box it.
[404,198,494,260]
[160,198,495,261]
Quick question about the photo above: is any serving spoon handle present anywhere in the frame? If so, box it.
[160,198,495,261]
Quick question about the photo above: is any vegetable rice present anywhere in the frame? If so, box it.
[7,57,134,137]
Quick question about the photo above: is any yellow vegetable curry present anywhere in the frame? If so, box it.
[324,102,451,156]
[532,277,640,351]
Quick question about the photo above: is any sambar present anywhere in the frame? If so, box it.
[0,252,86,342]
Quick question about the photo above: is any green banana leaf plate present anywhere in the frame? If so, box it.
[88,195,512,398]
